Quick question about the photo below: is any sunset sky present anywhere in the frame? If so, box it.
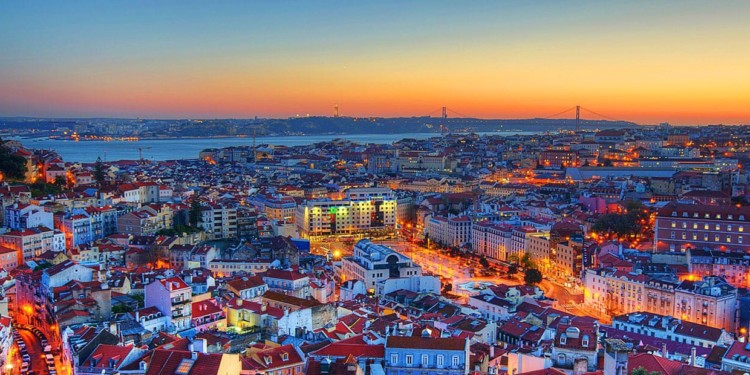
[1,1,749,124]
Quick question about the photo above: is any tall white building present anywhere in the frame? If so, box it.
[296,187,396,241]
[342,239,421,293]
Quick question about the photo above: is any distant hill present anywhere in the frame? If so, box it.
[0,116,639,138]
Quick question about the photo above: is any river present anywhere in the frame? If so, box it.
[11,131,541,163]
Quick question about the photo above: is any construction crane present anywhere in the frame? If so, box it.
[138,146,152,162]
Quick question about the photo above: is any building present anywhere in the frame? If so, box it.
[654,201,750,252]
[539,150,579,169]
[3,203,53,230]
[612,311,732,349]
[144,277,192,333]
[583,268,738,332]
[471,222,512,261]
[342,240,422,293]
[226,276,268,301]
[191,299,225,332]
[385,335,470,375]
[688,248,750,289]
[262,269,311,299]
[0,226,60,264]
[200,203,238,240]
[253,194,297,223]
[296,187,397,241]
[551,317,599,373]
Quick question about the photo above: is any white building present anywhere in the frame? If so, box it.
[144,277,192,333]
[471,222,512,261]
[342,240,421,293]
[3,203,53,230]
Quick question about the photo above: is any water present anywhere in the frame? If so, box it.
[12,131,540,163]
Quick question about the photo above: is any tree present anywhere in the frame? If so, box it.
[520,252,535,269]
[631,367,661,375]
[507,264,518,276]
[524,268,543,285]
[592,200,649,240]
[189,198,202,228]
[479,256,490,268]
[0,138,28,181]
[54,175,67,187]
[94,156,106,184]
[112,304,133,314]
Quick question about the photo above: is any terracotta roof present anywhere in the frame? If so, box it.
[310,335,384,359]
[386,336,466,351]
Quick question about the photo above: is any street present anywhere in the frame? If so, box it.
[14,327,51,375]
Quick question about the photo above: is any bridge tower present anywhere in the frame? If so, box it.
[575,105,581,132]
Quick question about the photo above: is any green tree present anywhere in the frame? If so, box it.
[112,304,133,314]
[54,175,67,188]
[520,252,535,269]
[0,138,28,180]
[592,200,649,239]
[631,367,662,375]
[189,198,202,228]
[524,268,543,285]
[507,264,518,276]
[479,256,490,268]
[94,156,106,184]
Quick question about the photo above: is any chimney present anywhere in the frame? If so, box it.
[135,311,140,321]
[690,347,696,366]
[661,343,668,358]
[490,345,495,358]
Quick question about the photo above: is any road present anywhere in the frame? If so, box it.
[15,327,51,375]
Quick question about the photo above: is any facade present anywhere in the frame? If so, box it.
[3,203,53,230]
[551,317,599,373]
[471,221,512,261]
[539,150,579,169]
[342,240,422,293]
[385,335,470,375]
[296,187,397,241]
[144,277,193,333]
[612,311,732,348]
[262,269,311,299]
[583,268,738,331]
[0,226,59,264]
[226,276,268,301]
[654,202,750,252]
[200,203,238,240]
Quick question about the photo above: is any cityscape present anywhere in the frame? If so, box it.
[2,2,750,375]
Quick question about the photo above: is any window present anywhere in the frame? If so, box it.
[422,354,429,367]
[716,224,721,231]
[437,355,444,367]
[558,354,566,363]
[452,356,460,367]
[704,224,709,230]
[560,334,567,345]
[391,354,398,365]
[405,355,413,366]
[582,335,590,347]
[671,221,676,228]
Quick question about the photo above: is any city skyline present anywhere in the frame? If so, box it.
[2,1,750,124]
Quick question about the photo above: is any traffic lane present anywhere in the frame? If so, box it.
[17,328,50,375]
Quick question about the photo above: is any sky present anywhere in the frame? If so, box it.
[1,1,750,125]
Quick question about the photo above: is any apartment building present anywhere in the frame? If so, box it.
[654,202,750,252]
[144,277,193,333]
[296,187,396,241]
